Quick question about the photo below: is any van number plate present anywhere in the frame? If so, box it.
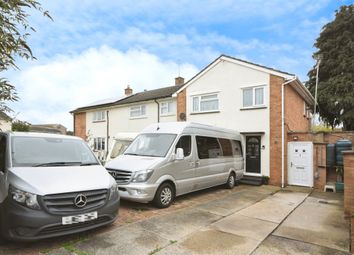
[62,211,98,225]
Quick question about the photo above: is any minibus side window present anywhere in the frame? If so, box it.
[0,136,6,171]
[196,136,222,159]
[175,136,191,157]
[218,138,233,157]
[232,140,243,156]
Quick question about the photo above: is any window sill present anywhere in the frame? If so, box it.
[240,106,267,111]
[190,110,220,115]
[92,120,106,123]
[160,113,176,117]
[130,116,147,120]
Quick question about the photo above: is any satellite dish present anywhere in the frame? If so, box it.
[179,112,186,121]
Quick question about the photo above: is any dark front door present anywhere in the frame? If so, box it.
[246,136,261,174]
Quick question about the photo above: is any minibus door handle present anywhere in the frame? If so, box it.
[195,161,200,167]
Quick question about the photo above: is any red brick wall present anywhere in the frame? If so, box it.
[284,85,311,132]
[74,112,87,140]
[269,76,313,186]
[351,217,354,254]
[323,132,354,144]
[269,74,285,186]
[344,151,354,216]
[177,88,187,121]
[343,151,354,253]
[313,143,327,189]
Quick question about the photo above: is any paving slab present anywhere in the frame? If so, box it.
[136,207,222,240]
[211,214,277,241]
[239,192,308,223]
[273,194,350,252]
[157,228,260,255]
[195,190,269,216]
[252,235,350,255]
[71,223,170,255]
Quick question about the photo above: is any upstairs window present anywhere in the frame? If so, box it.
[242,86,265,108]
[192,93,219,113]
[160,101,176,116]
[93,111,106,122]
[130,105,146,118]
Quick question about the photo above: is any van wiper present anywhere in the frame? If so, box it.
[34,162,82,167]
[124,153,139,156]
[80,162,100,166]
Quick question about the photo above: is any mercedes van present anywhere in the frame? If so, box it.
[0,132,120,241]
[105,122,244,208]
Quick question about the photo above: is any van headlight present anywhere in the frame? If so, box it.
[132,169,154,183]
[9,186,40,210]
[108,183,119,200]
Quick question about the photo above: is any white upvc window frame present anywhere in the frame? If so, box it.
[130,105,146,119]
[242,85,266,108]
[92,111,106,122]
[93,137,106,151]
[191,93,219,113]
[160,100,176,116]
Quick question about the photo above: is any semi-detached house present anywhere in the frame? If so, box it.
[71,55,315,187]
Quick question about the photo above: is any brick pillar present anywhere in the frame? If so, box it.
[177,88,186,121]
[343,151,354,253]
[269,74,285,186]
[344,151,354,216]
[74,112,87,140]
[351,217,354,254]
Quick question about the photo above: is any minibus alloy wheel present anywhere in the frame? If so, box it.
[154,182,175,208]
[225,173,236,189]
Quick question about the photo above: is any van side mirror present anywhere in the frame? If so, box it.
[176,148,184,160]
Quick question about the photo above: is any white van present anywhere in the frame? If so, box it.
[106,132,138,162]
[105,122,244,208]
[0,132,120,241]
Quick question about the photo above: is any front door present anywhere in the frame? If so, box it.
[288,142,313,187]
[246,136,261,174]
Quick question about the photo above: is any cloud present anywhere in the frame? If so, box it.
[9,46,199,130]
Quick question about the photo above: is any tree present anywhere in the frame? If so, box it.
[12,120,30,131]
[0,0,51,113]
[306,5,354,130]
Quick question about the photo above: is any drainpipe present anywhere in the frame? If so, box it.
[281,77,296,188]
[106,110,110,159]
[154,100,160,123]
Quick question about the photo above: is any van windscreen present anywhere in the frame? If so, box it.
[124,133,176,158]
[11,136,99,167]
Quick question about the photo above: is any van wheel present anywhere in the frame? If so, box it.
[225,173,236,189]
[153,183,175,208]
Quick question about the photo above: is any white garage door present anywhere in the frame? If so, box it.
[288,142,313,187]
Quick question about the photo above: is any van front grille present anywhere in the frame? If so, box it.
[41,189,108,215]
[106,168,132,184]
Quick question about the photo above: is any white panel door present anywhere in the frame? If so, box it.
[288,142,313,187]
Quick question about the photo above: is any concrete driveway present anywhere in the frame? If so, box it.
[1,185,350,255]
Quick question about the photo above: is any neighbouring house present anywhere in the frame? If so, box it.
[172,55,314,187]
[29,124,68,135]
[70,77,184,161]
[0,111,12,131]
[71,55,315,187]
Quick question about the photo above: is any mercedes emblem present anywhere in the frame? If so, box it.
[74,194,87,208]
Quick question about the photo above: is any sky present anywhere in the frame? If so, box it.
[4,0,353,130]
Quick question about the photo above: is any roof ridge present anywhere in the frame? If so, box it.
[220,54,294,76]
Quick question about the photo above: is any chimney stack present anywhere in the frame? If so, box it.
[125,85,133,96]
[175,77,184,86]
